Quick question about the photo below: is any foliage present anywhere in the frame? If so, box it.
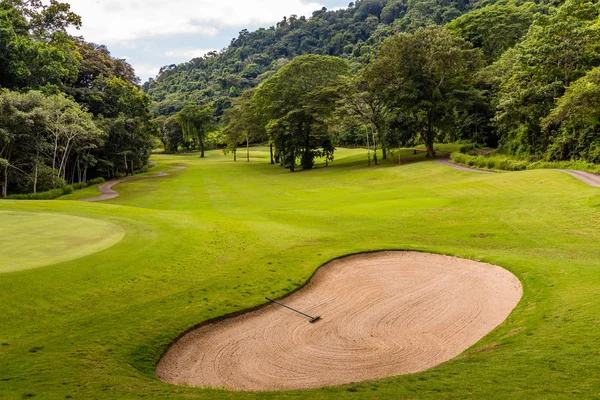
[176,104,215,157]
[144,0,486,117]
[451,151,600,172]
[0,1,156,196]
[446,3,541,63]
[543,66,600,162]
[493,0,600,157]
[370,27,484,157]
[252,55,350,171]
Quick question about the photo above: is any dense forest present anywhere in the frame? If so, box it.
[147,0,600,171]
[0,0,155,197]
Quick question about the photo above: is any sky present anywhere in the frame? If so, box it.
[64,0,350,83]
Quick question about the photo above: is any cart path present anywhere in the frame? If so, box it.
[436,159,600,186]
[157,251,522,391]
[557,169,600,187]
[80,166,186,202]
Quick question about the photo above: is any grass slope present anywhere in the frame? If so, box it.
[0,148,599,399]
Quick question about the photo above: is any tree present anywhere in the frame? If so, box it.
[493,0,600,156]
[222,89,264,163]
[542,66,600,162]
[0,0,82,90]
[371,27,484,157]
[339,64,390,162]
[177,105,215,158]
[252,55,350,171]
[0,89,101,196]
[446,3,539,64]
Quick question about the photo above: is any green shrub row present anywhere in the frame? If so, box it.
[451,153,600,173]
[6,177,106,200]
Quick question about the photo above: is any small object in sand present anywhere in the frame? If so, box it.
[265,297,321,323]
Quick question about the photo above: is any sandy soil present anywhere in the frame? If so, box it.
[557,169,600,187]
[157,251,522,391]
[80,166,185,202]
[435,159,496,174]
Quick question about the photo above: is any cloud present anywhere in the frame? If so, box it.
[164,48,219,59]
[66,0,324,45]
[133,63,164,80]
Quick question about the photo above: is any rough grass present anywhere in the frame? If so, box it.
[0,148,599,399]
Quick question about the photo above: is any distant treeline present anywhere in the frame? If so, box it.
[0,0,155,197]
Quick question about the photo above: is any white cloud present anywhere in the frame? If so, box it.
[66,0,324,45]
[164,48,218,59]
[133,63,164,80]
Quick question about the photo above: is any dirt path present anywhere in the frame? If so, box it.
[80,166,185,202]
[435,159,496,174]
[157,251,522,391]
[557,169,600,187]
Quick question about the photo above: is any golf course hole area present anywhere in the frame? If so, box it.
[157,251,523,391]
[0,211,125,273]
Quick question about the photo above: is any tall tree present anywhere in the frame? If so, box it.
[177,105,215,158]
[371,27,483,157]
[253,54,350,171]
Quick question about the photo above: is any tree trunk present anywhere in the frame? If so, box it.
[200,136,205,158]
[246,134,250,163]
[425,120,436,158]
[270,143,274,165]
[33,161,38,194]
[124,154,128,176]
[131,159,134,176]
[233,148,237,162]
[372,128,378,165]
[2,165,7,198]
[366,127,371,166]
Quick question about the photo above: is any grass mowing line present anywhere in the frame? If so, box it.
[0,148,599,399]
[0,210,125,273]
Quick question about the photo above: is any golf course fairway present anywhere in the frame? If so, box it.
[1,148,599,399]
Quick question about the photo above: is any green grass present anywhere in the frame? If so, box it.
[414,143,466,153]
[1,147,600,399]
[0,211,125,273]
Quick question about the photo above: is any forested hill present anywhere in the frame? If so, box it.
[144,0,492,116]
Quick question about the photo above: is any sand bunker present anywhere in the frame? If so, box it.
[157,251,522,391]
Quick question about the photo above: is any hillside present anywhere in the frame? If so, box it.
[143,0,482,116]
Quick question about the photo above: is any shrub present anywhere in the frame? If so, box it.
[29,166,66,192]
[87,177,105,186]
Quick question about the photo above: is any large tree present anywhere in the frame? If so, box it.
[252,54,350,171]
[177,105,215,158]
[370,27,483,157]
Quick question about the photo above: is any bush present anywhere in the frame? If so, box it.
[450,152,600,173]
[87,177,105,186]
[29,166,66,192]
[5,177,106,200]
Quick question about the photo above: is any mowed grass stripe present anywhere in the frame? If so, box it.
[0,148,599,399]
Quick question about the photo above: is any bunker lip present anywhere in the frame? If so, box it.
[156,251,523,392]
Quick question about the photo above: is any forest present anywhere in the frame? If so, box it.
[0,0,155,198]
[147,0,600,172]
